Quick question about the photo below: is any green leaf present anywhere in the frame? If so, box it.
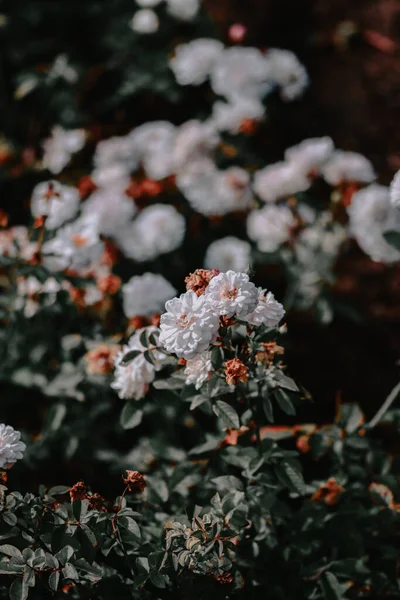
[47,486,70,496]
[140,329,148,347]
[274,371,299,392]
[0,546,22,559]
[275,461,306,494]
[212,476,244,492]
[320,571,345,600]
[120,401,143,430]
[262,389,274,422]
[0,561,24,575]
[48,570,60,591]
[118,516,141,542]
[9,579,28,600]
[383,230,400,250]
[211,346,224,369]
[274,389,296,416]
[120,350,141,366]
[213,401,240,429]
[149,571,167,589]
[62,563,79,580]
[190,395,209,410]
[3,513,17,526]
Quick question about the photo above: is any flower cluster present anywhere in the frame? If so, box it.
[159,270,284,359]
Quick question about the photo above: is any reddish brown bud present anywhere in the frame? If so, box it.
[122,470,146,492]
[225,358,248,386]
[69,481,87,502]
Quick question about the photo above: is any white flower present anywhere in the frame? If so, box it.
[204,237,252,272]
[211,47,270,100]
[0,424,26,469]
[173,120,219,171]
[166,0,200,21]
[116,204,185,261]
[0,226,35,259]
[347,184,400,263]
[177,160,252,216]
[42,126,85,174]
[122,273,177,318]
[128,326,167,369]
[31,181,80,230]
[284,137,334,174]
[136,0,162,6]
[253,161,310,203]
[112,350,155,400]
[93,134,138,173]
[205,270,258,318]
[265,49,308,101]
[131,9,159,33]
[210,96,265,133]
[184,351,212,389]
[111,326,166,400]
[81,185,136,239]
[159,291,219,359]
[390,170,400,209]
[42,217,104,272]
[247,204,296,253]
[321,150,376,185]
[48,54,78,84]
[15,276,61,317]
[243,289,285,327]
[169,39,223,85]
[130,121,176,180]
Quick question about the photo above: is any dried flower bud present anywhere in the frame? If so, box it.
[256,341,284,364]
[122,470,146,492]
[88,493,106,511]
[85,344,120,375]
[78,176,97,200]
[185,269,219,296]
[97,274,121,295]
[312,478,344,506]
[225,358,248,386]
[69,481,87,502]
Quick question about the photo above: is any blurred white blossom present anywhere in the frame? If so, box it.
[31,181,80,230]
[284,137,334,174]
[117,204,185,261]
[166,0,200,21]
[321,150,376,185]
[247,204,296,252]
[122,273,176,318]
[184,351,212,389]
[42,126,85,174]
[42,217,104,272]
[253,161,310,203]
[211,47,270,101]
[204,237,251,272]
[347,184,400,263]
[390,170,400,209]
[265,49,308,101]
[131,9,159,34]
[170,39,223,85]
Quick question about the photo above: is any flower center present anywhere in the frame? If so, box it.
[177,313,194,328]
[221,287,238,300]
[71,234,88,247]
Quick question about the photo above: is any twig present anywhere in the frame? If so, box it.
[367,380,400,429]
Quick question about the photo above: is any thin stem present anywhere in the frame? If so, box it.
[367,379,400,429]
